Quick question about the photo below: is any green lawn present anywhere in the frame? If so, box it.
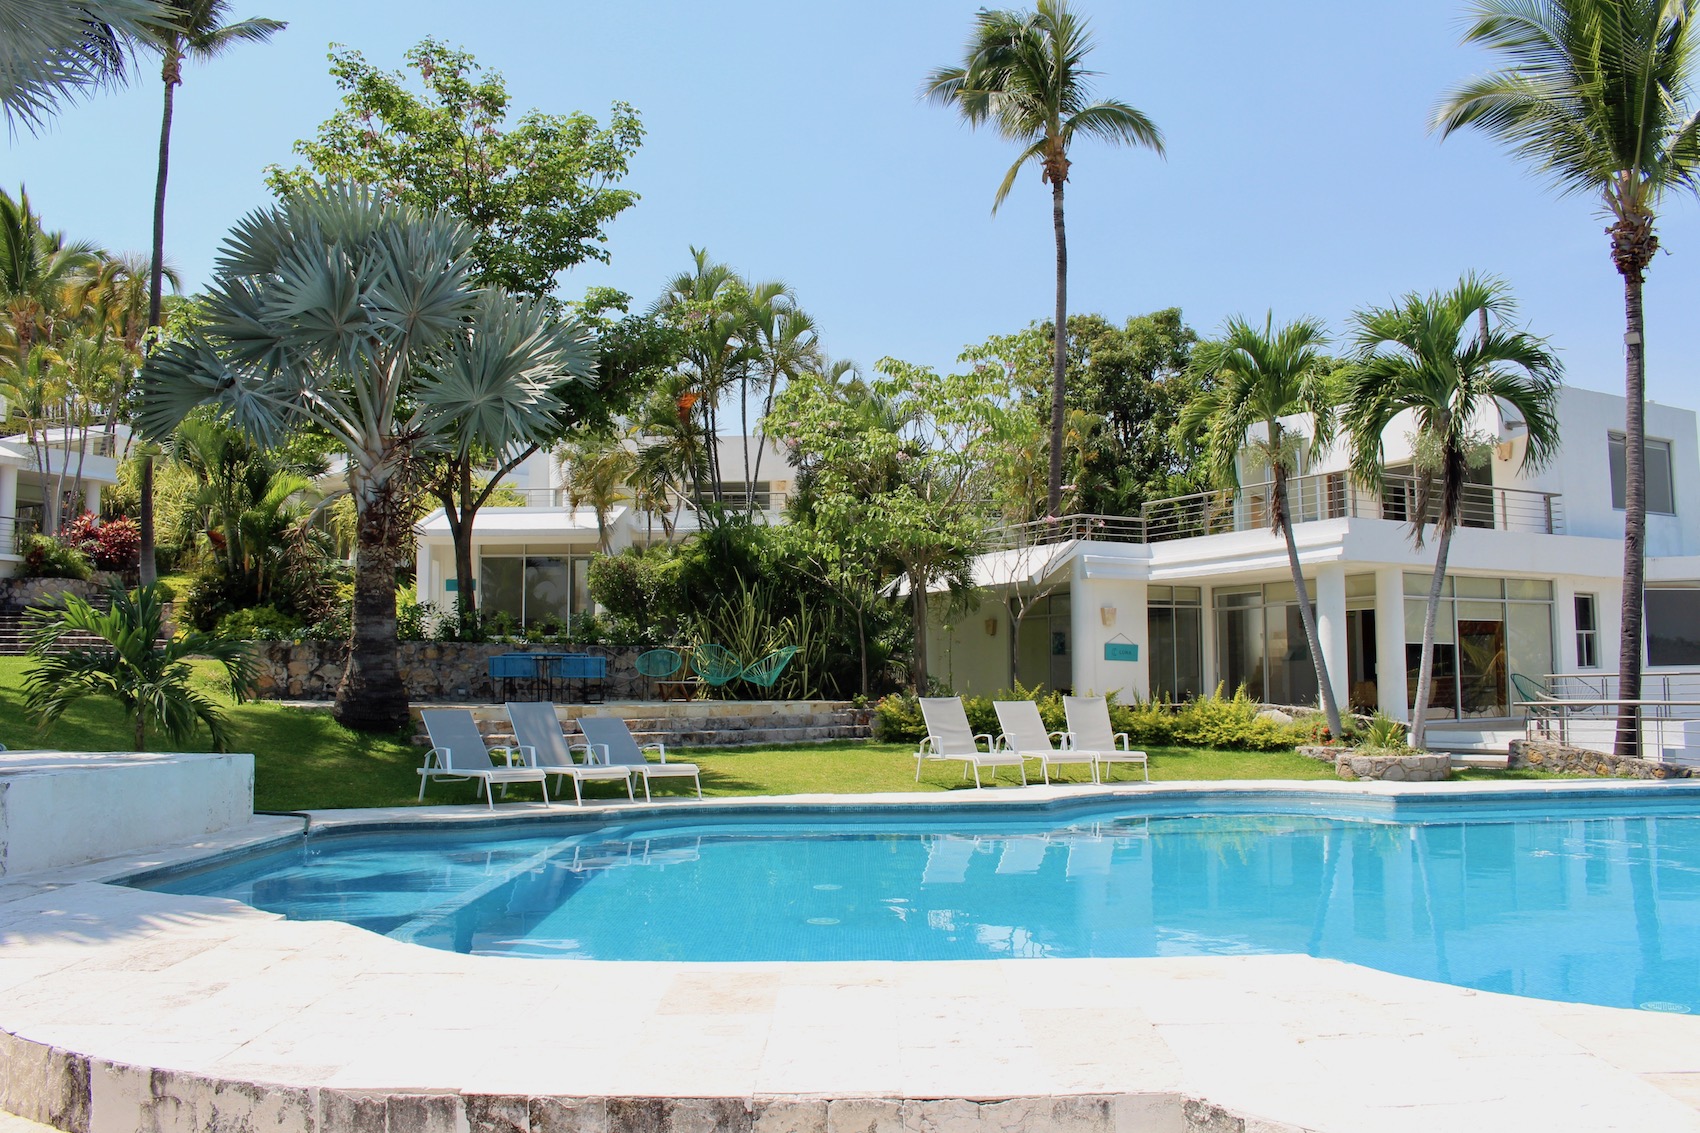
[0,656,1563,811]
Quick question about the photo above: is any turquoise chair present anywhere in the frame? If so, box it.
[691,644,744,687]
[635,648,684,680]
[742,646,800,690]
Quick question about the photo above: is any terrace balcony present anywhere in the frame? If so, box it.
[985,471,1565,550]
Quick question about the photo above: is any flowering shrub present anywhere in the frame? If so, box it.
[58,513,141,572]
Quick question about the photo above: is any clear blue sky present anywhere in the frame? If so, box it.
[7,1,1699,405]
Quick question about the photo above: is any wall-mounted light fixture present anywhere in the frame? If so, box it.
[985,618,998,637]
[1100,605,1117,627]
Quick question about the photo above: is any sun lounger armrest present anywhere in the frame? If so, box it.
[504,744,537,767]
[643,742,668,764]
[1048,730,1069,743]
[918,737,941,756]
[421,746,449,773]
[1057,731,1075,749]
[975,732,995,752]
[488,744,527,766]
[579,742,611,766]
[1114,733,1131,751]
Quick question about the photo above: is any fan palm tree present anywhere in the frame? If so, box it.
[138,182,594,732]
[132,0,283,589]
[925,0,1163,516]
[1180,314,1346,738]
[24,582,256,752]
[1345,276,1562,751]
[1433,0,1700,756]
[0,0,159,132]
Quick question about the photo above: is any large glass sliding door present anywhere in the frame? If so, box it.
[1213,576,1378,706]
[1404,575,1553,719]
[1147,586,1203,701]
[478,545,598,628]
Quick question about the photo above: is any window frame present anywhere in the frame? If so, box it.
[1608,431,1677,515]
[1574,593,1598,670]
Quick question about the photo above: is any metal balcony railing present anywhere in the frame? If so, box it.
[985,472,1565,549]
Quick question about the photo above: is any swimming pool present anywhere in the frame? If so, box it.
[136,788,1700,1012]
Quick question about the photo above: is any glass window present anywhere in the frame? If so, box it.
[1456,577,1504,599]
[1610,433,1677,514]
[524,556,571,625]
[480,557,524,622]
[1405,572,1453,597]
[1218,605,1264,699]
[1647,589,1700,666]
[1346,573,1376,599]
[1508,579,1554,601]
[1149,593,1203,701]
[1148,585,1172,602]
[1574,594,1598,669]
[1173,586,1202,604]
[1264,580,1297,604]
[1507,602,1553,697]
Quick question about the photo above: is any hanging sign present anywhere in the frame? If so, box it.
[1103,637,1139,662]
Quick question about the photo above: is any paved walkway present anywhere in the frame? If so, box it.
[1,786,1699,1132]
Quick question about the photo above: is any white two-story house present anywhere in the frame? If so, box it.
[928,386,1700,742]
[0,425,127,577]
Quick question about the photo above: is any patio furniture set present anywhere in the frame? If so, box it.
[915,694,1150,788]
[489,645,801,704]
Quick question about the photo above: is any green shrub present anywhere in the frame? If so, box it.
[215,605,303,640]
[21,534,92,580]
[872,692,925,742]
[1356,712,1411,755]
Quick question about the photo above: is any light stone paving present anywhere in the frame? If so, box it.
[2,782,1700,1132]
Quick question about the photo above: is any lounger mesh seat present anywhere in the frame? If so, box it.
[418,708,550,809]
[915,697,1026,788]
[505,702,634,806]
[1062,695,1149,782]
[993,699,1097,784]
[576,715,703,800]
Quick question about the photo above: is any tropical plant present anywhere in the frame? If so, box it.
[559,428,635,552]
[1434,0,1700,757]
[0,186,99,368]
[23,582,256,751]
[130,0,283,587]
[137,182,593,732]
[1180,313,1346,740]
[925,0,1164,515]
[0,0,159,131]
[1345,276,1562,751]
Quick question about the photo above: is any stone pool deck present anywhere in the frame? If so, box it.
[3,781,1700,1132]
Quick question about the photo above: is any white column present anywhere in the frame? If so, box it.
[1374,565,1409,721]
[83,483,100,518]
[1070,556,1095,696]
[415,543,430,608]
[0,464,16,558]
[1314,563,1349,712]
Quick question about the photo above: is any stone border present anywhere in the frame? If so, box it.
[1510,738,1695,779]
[1294,744,1451,782]
[0,1027,1292,1133]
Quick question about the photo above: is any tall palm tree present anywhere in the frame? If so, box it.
[1433,0,1700,756]
[1181,315,1346,738]
[1345,276,1562,752]
[133,0,283,588]
[746,287,819,511]
[925,0,1163,516]
[559,429,635,553]
[138,183,593,732]
[24,582,256,752]
[0,0,159,132]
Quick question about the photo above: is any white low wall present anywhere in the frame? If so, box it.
[0,750,254,877]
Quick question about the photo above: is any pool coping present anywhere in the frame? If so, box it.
[5,779,1700,1132]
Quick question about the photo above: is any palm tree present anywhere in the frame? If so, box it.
[1345,276,1562,751]
[925,0,1163,516]
[0,187,99,369]
[1181,314,1346,739]
[559,429,635,553]
[138,183,594,732]
[133,0,283,589]
[1433,0,1700,756]
[23,582,256,752]
[0,0,159,132]
[746,290,820,512]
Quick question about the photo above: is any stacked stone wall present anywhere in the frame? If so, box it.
[1508,738,1694,779]
[253,641,649,702]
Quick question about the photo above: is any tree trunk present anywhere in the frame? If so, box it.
[139,58,177,590]
[134,711,146,753]
[1616,268,1648,758]
[857,604,869,697]
[910,574,929,693]
[1048,178,1068,517]
[1275,464,1344,738]
[1409,518,1456,752]
[335,463,410,732]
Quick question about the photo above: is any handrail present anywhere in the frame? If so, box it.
[1524,696,1700,762]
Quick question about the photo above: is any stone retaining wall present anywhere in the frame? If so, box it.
[0,574,121,612]
[1508,738,1695,779]
[253,641,651,701]
[1335,751,1451,782]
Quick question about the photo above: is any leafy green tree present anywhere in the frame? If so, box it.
[137,183,594,732]
[1181,314,1345,739]
[270,39,645,616]
[132,0,284,588]
[1345,277,1561,751]
[24,582,257,752]
[773,361,1005,690]
[961,309,1205,517]
[926,0,1164,515]
[0,0,159,132]
[1434,0,1700,757]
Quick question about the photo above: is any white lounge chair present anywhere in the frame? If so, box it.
[915,697,1027,787]
[418,708,550,809]
[576,715,703,800]
[993,699,1098,784]
[505,702,635,806]
[1062,695,1150,781]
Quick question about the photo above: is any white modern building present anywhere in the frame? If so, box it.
[413,435,794,626]
[0,426,127,577]
[927,386,1700,741]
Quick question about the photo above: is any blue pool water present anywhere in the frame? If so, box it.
[137,790,1700,1011]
